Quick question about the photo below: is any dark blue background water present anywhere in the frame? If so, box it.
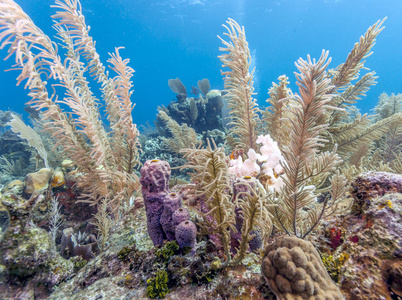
[0,0,401,127]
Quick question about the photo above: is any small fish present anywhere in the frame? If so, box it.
[229,149,244,160]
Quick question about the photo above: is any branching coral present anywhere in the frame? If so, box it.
[374,93,402,121]
[180,139,236,265]
[333,92,402,173]
[218,18,261,152]
[273,51,350,238]
[335,112,402,160]
[231,179,273,265]
[157,110,200,154]
[0,0,141,216]
[261,19,399,175]
[323,18,402,166]
[263,75,293,148]
[215,17,400,245]
[181,140,274,266]
[372,93,402,168]
[330,18,385,92]
[90,198,113,251]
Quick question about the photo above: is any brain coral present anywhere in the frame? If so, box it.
[261,236,344,299]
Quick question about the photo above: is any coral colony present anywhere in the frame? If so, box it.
[228,134,284,191]
[0,0,401,299]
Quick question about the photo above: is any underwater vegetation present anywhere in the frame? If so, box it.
[146,269,169,299]
[0,0,400,299]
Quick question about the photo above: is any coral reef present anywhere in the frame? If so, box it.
[0,0,142,218]
[321,172,402,300]
[218,18,261,152]
[168,77,187,99]
[261,236,344,299]
[181,141,273,266]
[0,113,33,183]
[0,190,74,299]
[7,114,48,168]
[60,228,98,261]
[197,78,211,96]
[39,206,269,300]
[0,1,401,299]
[232,177,264,254]
[372,93,402,171]
[157,109,200,154]
[159,88,226,134]
[350,171,402,214]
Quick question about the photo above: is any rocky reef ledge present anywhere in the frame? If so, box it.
[0,171,401,299]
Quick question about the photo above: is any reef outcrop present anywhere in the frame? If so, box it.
[322,171,402,299]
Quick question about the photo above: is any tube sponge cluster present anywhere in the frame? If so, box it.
[261,236,344,299]
[229,134,284,191]
[140,159,196,251]
[140,159,171,246]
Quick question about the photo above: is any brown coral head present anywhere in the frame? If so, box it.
[261,236,344,299]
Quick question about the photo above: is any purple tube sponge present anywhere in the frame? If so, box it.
[140,159,171,246]
[160,192,182,241]
[172,207,190,229]
[140,159,171,195]
[175,220,197,250]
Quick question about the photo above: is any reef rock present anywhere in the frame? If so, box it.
[0,191,73,299]
[350,171,402,214]
[322,172,402,299]
[44,206,273,300]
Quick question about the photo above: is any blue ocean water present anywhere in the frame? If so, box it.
[0,0,401,126]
